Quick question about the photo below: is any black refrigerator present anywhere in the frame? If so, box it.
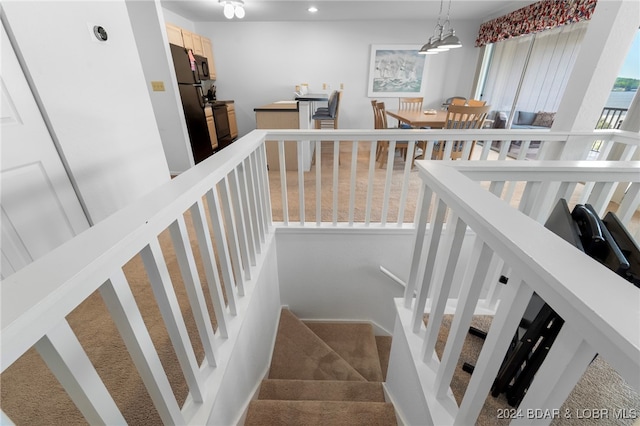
[170,43,213,164]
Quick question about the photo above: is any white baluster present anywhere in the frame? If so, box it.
[140,240,204,402]
[365,140,378,226]
[332,140,340,225]
[205,188,238,315]
[316,139,322,226]
[297,140,305,225]
[435,239,493,398]
[242,157,262,255]
[348,140,359,225]
[99,271,184,425]
[168,217,218,366]
[218,177,248,289]
[404,186,433,307]
[35,320,126,425]
[237,162,259,262]
[421,213,466,363]
[189,200,229,337]
[412,196,448,333]
[277,140,289,225]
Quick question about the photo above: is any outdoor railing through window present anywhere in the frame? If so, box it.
[592,107,629,152]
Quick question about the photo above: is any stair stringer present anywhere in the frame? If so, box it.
[384,298,458,426]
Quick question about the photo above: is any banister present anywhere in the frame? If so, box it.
[414,160,640,391]
[1,131,267,369]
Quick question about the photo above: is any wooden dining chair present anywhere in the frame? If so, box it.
[467,99,487,106]
[433,104,491,160]
[397,97,424,128]
[374,101,418,168]
[450,98,467,106]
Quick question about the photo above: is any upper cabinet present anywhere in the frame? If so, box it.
[165,23,216,80]
[181,30,195,51]
[165,23,184,46]
[200,37,217,81]
[191,33,203,56]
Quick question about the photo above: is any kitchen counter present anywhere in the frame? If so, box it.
[255,100,312,171]
[205,99,233,108]
[254,101,299,112]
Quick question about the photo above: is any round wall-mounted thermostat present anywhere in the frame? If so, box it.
[93,25,108,41]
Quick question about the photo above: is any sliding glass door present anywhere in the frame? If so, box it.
[478,21,589,128]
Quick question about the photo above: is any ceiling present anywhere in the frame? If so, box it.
[161,0,532,23]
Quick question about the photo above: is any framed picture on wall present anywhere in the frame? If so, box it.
[367,44,427,97]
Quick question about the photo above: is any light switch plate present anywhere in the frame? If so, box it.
[151,81,165,91]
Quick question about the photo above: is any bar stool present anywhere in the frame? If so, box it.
[312,90,341,129]
[311,91,342,165]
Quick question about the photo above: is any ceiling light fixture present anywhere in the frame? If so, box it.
[419,0,462,55]
[219,0,245,19]
[308,6,318,13]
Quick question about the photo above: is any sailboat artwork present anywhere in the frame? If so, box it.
[368,44,427,97]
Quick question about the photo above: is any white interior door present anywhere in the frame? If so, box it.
[1,20,89,279]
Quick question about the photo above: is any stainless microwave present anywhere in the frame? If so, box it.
[193,55,210,81]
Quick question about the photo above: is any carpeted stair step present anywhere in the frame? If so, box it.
[258,379,386,402]
[304,321,384,382]
[268,309,366,381]
[244,400,397,426]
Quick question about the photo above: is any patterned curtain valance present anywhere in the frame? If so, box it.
[475,0,597,47]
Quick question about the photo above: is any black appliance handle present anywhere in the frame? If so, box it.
[195,85,205,109]
[201,61,209,79]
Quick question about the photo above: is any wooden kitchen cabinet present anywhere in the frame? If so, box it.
[201,37,217,80]
[191,33,204,56]
[165,23,217,80]
[227,103,238,139]
[205,106,219,151]
[166,23,184,46]
[181,29,195,51]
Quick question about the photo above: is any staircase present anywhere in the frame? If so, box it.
[245,309,397,425]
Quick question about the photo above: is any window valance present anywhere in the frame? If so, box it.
[475,0,597,47]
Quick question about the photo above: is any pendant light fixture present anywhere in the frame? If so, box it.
[419,0,462,55]
[219,0,245,19]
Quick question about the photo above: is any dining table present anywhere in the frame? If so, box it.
[385,109,448,129]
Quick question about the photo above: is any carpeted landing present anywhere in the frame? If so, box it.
[245,309,397,425]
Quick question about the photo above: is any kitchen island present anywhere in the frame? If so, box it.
[255,95,329,171]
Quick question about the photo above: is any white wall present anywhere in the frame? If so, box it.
[2,0,170,223]
[127,1,194,174]
[274,228,414,334]
[192,20,484,137]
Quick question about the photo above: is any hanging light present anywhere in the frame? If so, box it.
[219,0,245,19]
[440,30,462,49]
[440,0,462,49]
[419,0,461,54]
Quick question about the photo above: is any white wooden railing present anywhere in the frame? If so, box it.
[1,133,274,425]
[1,128,638,425]
[387,160,640,425]
[265,129,638,226]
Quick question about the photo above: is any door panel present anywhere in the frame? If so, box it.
[1,20,89,278]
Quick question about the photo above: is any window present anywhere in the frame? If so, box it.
[478,21,589,127]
